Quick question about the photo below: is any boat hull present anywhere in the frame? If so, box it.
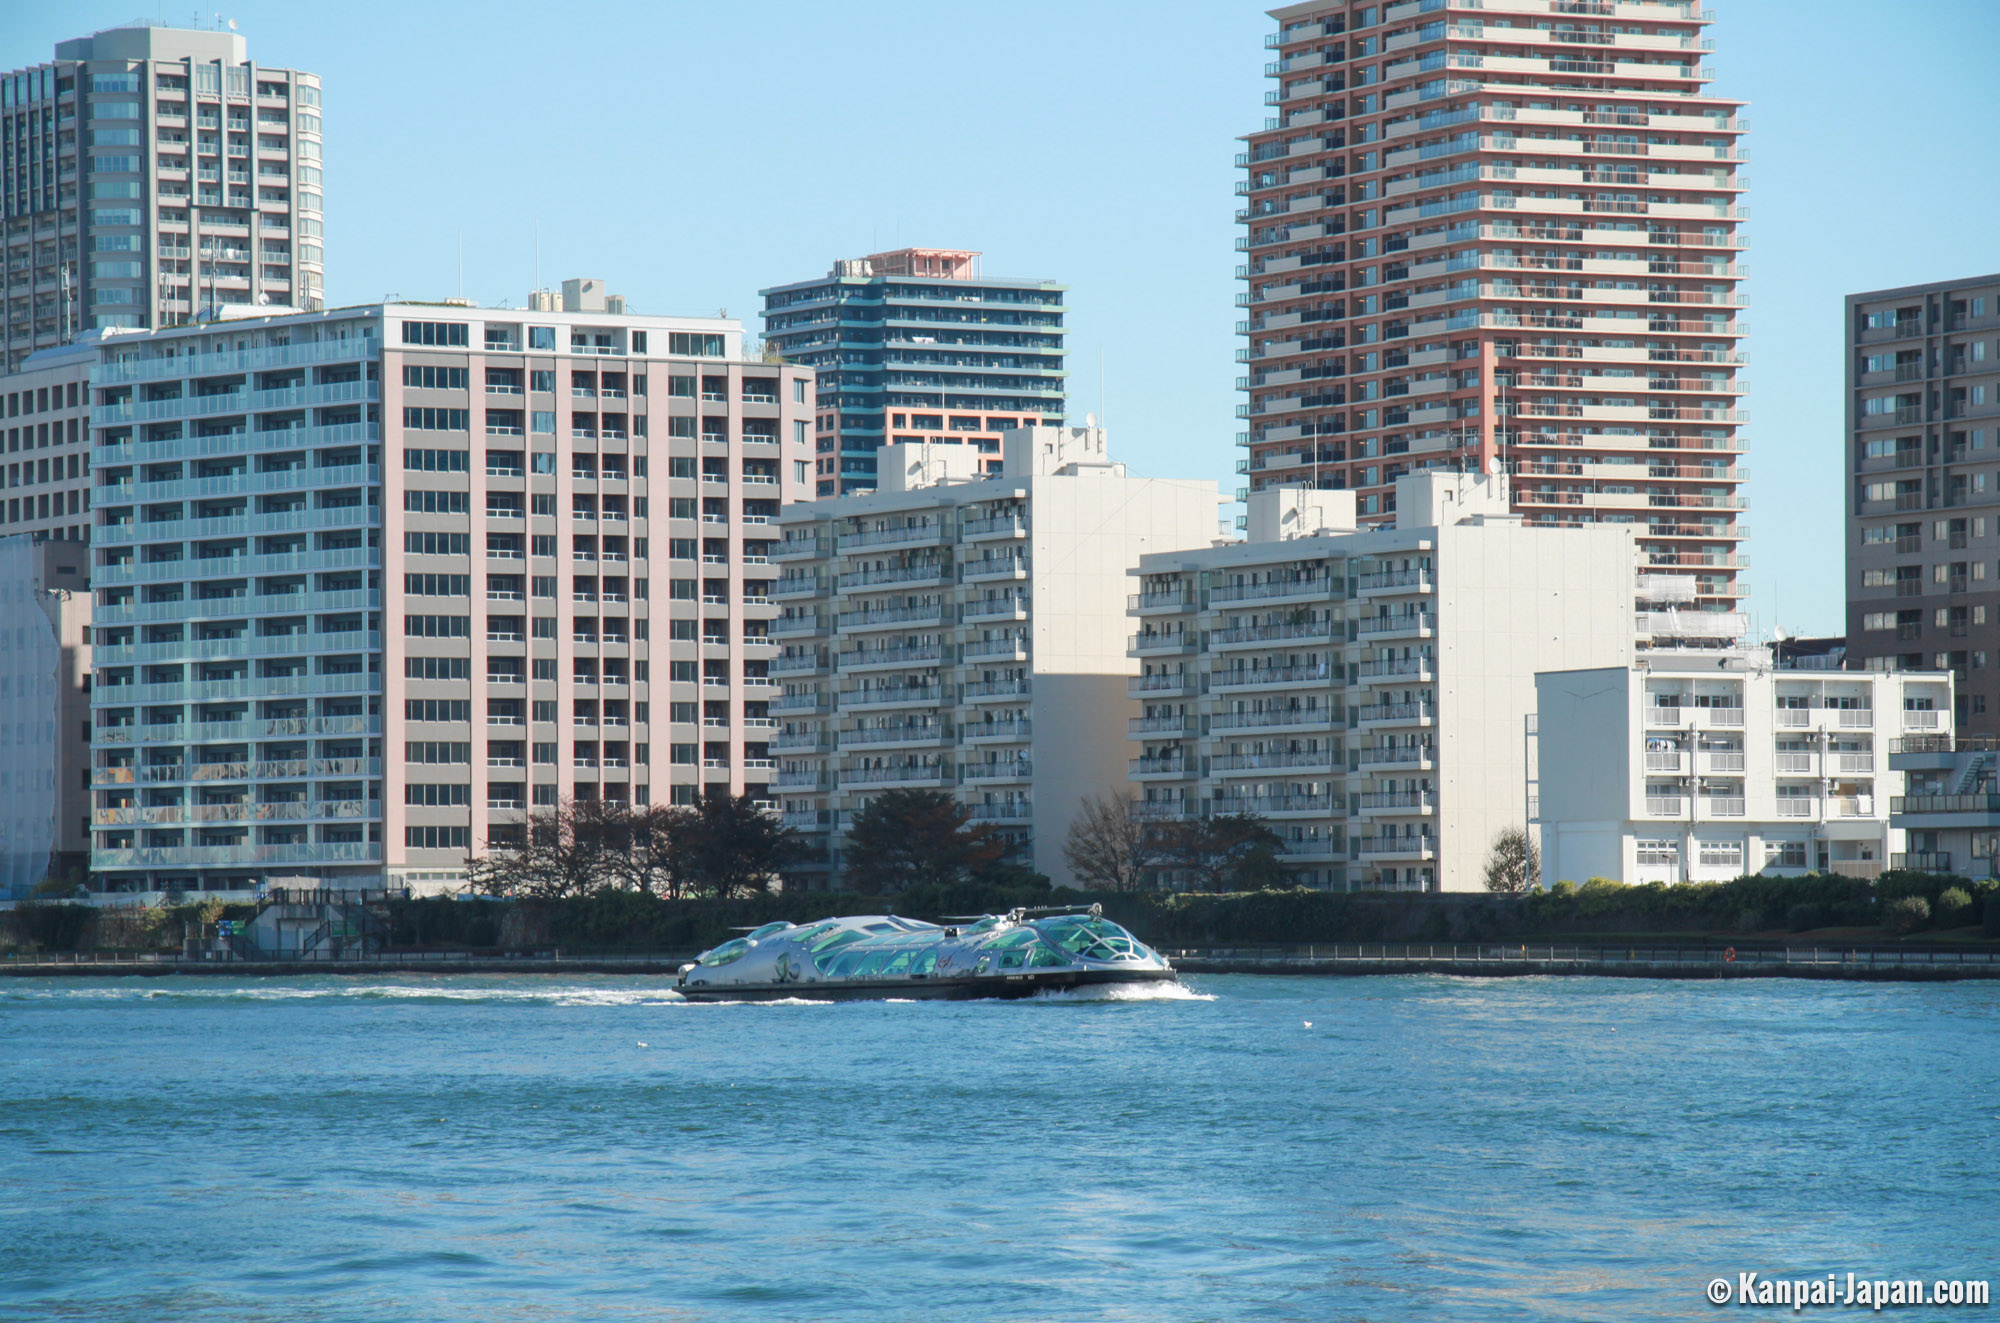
[677,965,1176,1003]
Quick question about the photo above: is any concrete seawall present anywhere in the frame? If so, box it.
[6,942,1999,981]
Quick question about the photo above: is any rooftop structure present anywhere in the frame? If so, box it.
[761,249,1067,497]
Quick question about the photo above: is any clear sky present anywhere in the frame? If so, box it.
[6,0,1997,635]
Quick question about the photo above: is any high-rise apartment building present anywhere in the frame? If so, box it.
[86,294,812,896]
[1128,473,1635,892]
[771,427,1220,887]
[3,24,324,372]
[761,249,1066,498]
[1844,274,2000,732]
[1241,0,1745,631]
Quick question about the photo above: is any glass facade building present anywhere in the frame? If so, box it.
[761,248,1067,497]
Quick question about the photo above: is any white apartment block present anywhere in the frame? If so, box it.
[1536,655,1953,885]
[4,25,324,371]
[1128,471,1636,892]
[771,427,1222,887]
[87,288,813,896]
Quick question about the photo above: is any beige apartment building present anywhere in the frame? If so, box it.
[1844,274,2000,735]
[771,427,1222,887]
[1241,0,1745,637]
[87,287,813,896]
[1128,471,1635,891]
[3,24,323,371]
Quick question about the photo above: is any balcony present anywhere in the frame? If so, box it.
[1355,613,1436,639]
[1357,745,1435,769]
[963,679,1032,704]
[1128,715,1198,737]
[1208,750,1339,775]
[1208,708,1337,734]
[1211,664,1337,690]
[1356,791,1437,816]
[839,523,946,551]
[1208,578,1334,605]
[1129,756,1196,780]
[1129,633,1198,656]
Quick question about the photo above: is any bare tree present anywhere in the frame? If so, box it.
[1483,826,1540,894]
[466,797,624,899]
[1062,792,1156,891]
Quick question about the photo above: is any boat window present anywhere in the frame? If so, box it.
[853,950,894,978]
[882,951,914,976]
[989,928,1040,950]
[1037,916,1147,961]
[973,954,992,974]
[697,938,751,967]
[828,950,868,978]
[744,922,792,940]
[1028,944,1066,968]
[1000,950,1028,969]
[909,950,938,977]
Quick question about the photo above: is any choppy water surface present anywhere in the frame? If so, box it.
[3,974,1997,1322]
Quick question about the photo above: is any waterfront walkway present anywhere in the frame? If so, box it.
[6,943,1999,980]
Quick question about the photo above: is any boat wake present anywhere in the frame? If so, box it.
[1034,980,1216,1002]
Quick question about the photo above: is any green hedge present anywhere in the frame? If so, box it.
[10,871,1996,957]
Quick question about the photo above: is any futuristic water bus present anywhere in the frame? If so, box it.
[674,905,1175,1002]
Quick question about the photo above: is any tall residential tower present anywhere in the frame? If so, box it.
[1241,0,1745,635]
[1844,274,2000,734]
[762,249,1066,497]
[2,23,324,371]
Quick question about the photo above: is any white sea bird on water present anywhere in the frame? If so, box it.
[1303,1021,1313,1028]
[637,1042,649,1048]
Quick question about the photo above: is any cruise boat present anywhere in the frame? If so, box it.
[674,905,1176,1002]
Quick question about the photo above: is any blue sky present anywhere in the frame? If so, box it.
[7,0,1998,635]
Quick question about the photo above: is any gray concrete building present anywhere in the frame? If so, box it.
[2,23,324,372]
[1845,274,2000,734]
[0,534,92,896]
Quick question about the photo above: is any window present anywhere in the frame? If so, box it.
[405,783,471,806]
[531,411,556,434]
[404,489,469,513]
[1763,841,1807,869]
[404,657,471,680]
[631,331,648,353]
[668,332,724,357]
[1697,840,1743,870]
[406,825,471,849]
[405,741,471,764]
[402,365,468,390]
[529,327,556,351]
[404,573,471,596]
[404,614,470,638]
[403,407,470,431]
[402,322,469,347]
[404,531,470,555]
[403,448,468,472]
[406,699,471,722]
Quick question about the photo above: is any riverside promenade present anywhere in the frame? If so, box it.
[6,942,2000,981]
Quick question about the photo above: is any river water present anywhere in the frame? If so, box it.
[3,973,1997,1321]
